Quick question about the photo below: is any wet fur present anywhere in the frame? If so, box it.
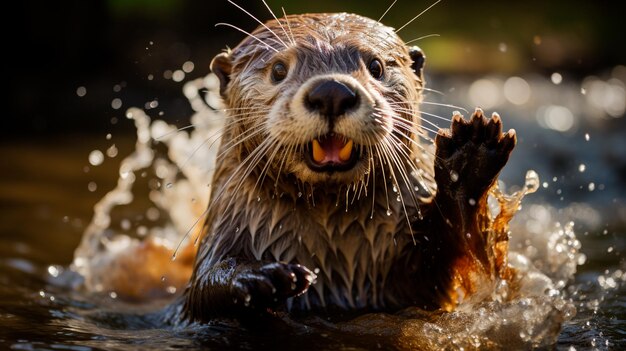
[179,13,516,323]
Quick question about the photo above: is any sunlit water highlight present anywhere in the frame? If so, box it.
[1,69,624,350]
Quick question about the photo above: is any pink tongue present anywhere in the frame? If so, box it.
[319,136,346,163]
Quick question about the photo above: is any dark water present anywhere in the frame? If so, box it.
[1,69,625,350]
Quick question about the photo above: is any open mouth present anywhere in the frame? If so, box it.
[304,133,360,172]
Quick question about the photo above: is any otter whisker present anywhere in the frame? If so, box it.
[386,109,440,148]
[373,144,391,215]
[154,124,197,141]
[274,143,290,188]
[217,138,277,222]
[385,129,437,198]
[226,0,289,50]
[215,22,279,53]
[172,129,276,257]
[367,141,376,219]
[380,135,421,211]
[404,33,441,45]
[378,0,398,23]
[395,0,442,34]
[377,138,416,241]
[214,123,271,160]
[281,7,296,46]
[422,87,446,96]
[253,137,282,195]
[261,0,295,46]
[178,111,271,169]
[172,204,210,260]
[388,108,442,135]
[384,127,438,197]
[390,100,464,114]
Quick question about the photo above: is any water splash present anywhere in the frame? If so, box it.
[70,73,586,347]
[72,75,225,299]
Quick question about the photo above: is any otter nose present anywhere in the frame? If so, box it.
[306,80,358,118]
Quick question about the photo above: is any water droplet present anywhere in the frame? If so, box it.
[172,70,185,82]
[235,227,240,233]
[109,291,118,299]
[120,219,131,230]
[581,87,587,95]
[297,192,303,198]
[105,133,112,140]
[88,150,104,166]
[257,196,261,202]
[146,207,160,221]
[450,171,459,182]
[87,181,97,192]
[165,183,173,189]
[588,182,595,191]
[542,182,549,188]
[607,246,614,253]
[396,195,401,202]
[468,198,476,206]
[161,276,166,282]
[111,98,123,110]
[551,72,563,85]
[137,226,148,236]
[578,164,586,173]
[466,233,471,239]
[386,209,392,216]
[584,133,590,141]
[76,86,87,97]
[392,185,398,193]
[524,170,540,193]
[47,265,60,277]
[182,61,195,73]
[414,186,420,191]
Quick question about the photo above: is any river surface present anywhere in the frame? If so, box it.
[1,68,624,350]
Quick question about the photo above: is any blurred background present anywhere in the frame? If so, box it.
[5,0,624,138]
[1,1,625,349]
[2,0,625,273]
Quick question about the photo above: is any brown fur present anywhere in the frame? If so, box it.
[176,13,516,322]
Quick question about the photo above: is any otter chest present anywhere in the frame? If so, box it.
[244,195,408,308]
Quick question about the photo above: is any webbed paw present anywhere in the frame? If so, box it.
[230,262,315,310]
[434,108,516,201]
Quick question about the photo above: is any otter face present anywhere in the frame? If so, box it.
[211,13,425,187]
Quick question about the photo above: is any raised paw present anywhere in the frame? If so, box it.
[230,262,316,310]
[434,108,516,201]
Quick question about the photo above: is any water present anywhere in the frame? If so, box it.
[1,69,624,349]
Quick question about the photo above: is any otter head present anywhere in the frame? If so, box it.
[211,13,426,189]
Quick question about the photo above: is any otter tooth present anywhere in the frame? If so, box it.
[312,139,326,163]
[339,139,353,162]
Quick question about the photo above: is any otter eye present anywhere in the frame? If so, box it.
[271,62,288,82]
[368,59,384,79]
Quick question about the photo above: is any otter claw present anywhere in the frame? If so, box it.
[231,262,316,310]
[434,108,516,201]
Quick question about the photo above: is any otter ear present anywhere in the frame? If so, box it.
[408,46,426,79]
[210,52,232,97]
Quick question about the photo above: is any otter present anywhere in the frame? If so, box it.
[179,13,517,323]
